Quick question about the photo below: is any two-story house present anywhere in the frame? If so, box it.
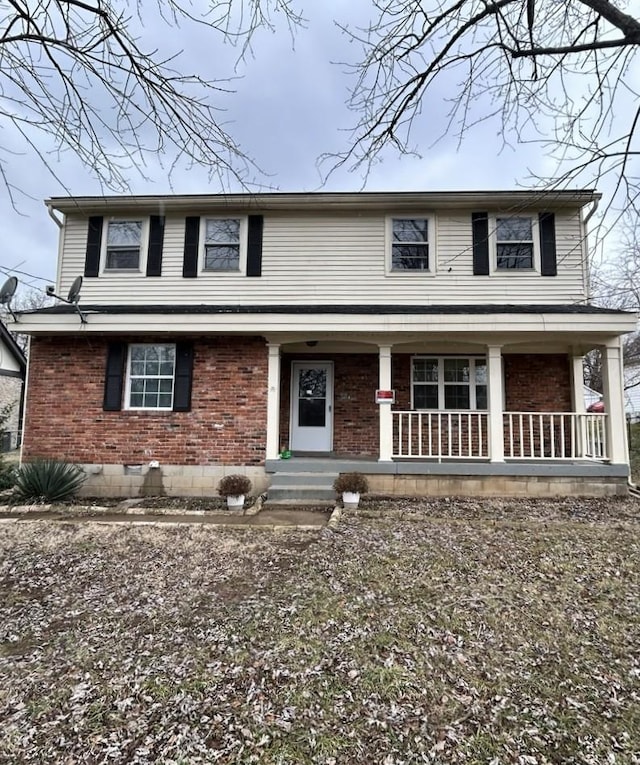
[14,191,637,498]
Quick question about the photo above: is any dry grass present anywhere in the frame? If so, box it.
[0,496,639,764]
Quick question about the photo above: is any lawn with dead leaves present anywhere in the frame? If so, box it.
[1,497,639,764]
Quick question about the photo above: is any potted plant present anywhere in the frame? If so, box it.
[333,471,369,509]
[218,474,252,510]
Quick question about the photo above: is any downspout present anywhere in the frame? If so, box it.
[45,202,64,292]
[18,336,30,466]
[46,202,63,229]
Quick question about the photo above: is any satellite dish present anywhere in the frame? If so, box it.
[0,276,19,321]
[67,275,83,304]
[0,276,18,305]
[47,275,87,324]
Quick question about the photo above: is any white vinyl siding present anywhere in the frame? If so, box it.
[58,210,588,306]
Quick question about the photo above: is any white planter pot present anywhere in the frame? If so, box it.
[342,491,360,509]
[226,494,245,510]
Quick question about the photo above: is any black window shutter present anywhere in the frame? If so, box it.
[85,216,103,277]
[173,341,194,412]
[472,212,490,275]
[539,212,557,276]
[103,342,126,411]
[246,215,264,277]
[183,217,200,278]
[146,215,165,276]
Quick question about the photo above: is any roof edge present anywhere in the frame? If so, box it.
[20,303,634,317]
[45,189,601,215]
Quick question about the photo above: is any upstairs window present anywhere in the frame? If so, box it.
[390,218,431,271]
[203,218,241,271]
[412,357,487,410]
[105,220,144,270]
[126,344,176,410]
[495,216,535,270]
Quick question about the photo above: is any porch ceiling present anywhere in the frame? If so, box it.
[275,333,624,355]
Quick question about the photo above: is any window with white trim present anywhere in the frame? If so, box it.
[105,219,144,270]
[126,344,176,410]
[494,216,536,270]
[412,357,487,410]
[203,218,242,271]
[389,217,431,271]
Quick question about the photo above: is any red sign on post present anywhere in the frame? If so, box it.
[375,389,395,404]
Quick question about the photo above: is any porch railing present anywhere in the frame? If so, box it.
[505,412,607,461]
[393,411,489,459]
[393,411,608,461]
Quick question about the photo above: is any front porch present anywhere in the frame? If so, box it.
[266,338,628,475]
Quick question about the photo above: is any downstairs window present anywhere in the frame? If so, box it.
[126,344,176,410]
[412,356,487,410]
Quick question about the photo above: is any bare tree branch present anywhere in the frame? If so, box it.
[326,0,640,223]
[0,0,302,197]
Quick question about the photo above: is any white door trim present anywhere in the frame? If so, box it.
[290,361,334,452]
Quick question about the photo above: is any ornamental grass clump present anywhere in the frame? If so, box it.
[13,459,86,503]
[333,471,369,495]
[218,474,252,498]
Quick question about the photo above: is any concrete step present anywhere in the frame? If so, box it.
[267,486,336,502]
[267,470,339,503]
[269,471,338,487]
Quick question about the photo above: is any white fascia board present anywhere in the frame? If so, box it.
[45,189,600,215]
[14,309,638,338]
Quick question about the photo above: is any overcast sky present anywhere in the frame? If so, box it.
[0,1,627,299]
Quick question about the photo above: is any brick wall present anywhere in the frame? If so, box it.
[23,336,268,465]
[23,343,573,466]
[504,354,572,411]
[279,352,572,457]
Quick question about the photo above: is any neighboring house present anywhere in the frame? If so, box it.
[624,363,640,419]
[584,385,602,411]
[12,190,637,498]
[0,320,26,451]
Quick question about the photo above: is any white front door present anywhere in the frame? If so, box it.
[290,362,333,452]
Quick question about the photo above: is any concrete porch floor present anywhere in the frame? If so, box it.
[265,456,628,478]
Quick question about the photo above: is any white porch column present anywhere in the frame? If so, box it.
[266,343,281,461]
[602,340,628,464]
[571,354,586,413]
[487,345,504,463]
[378,345,393,462]
[571,353,587,458]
